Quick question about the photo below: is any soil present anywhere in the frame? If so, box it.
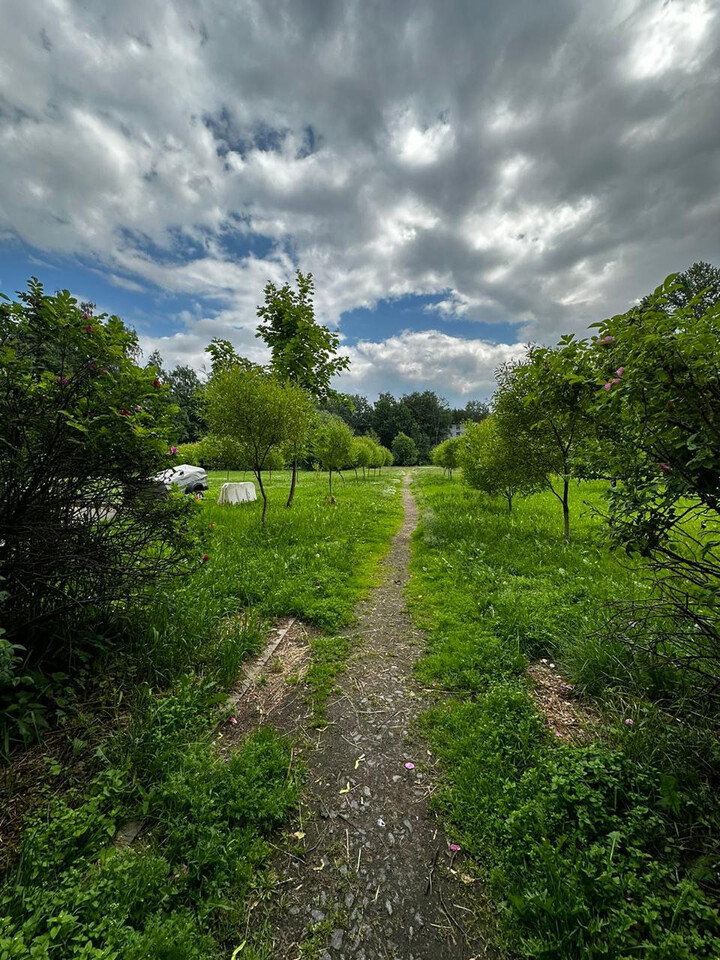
[232,476,495,959]
[527,660,600,744]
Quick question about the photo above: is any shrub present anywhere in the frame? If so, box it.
[0,281,198,672]
[391,431,418,466]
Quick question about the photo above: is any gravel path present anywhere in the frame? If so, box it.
[255,476,492,959]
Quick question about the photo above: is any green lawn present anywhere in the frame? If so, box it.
[409,470,720,959]
[0,470,404,960]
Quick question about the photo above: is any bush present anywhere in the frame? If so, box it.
[391,431,418,466]
[0,282,198,740]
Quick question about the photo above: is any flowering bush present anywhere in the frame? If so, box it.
[0,280,198,709]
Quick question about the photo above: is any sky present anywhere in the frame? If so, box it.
[1,0,719,404]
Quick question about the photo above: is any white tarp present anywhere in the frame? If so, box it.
[218,481,257,505]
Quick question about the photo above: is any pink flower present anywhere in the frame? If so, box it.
[624,718,634,726]
[616,367,625,377]
[84,325,94,334]
[152,378,161,388]
[202,553,210,562]
[404,762,415,770]
[431,681,437,687]
[659,463,671,474]
[448,843,461,852]
[81,312,91,320]
[169,445,178,454]
[55,375,69,385]
[554,730,563,738]
[135,405,142,412]
[118,409,131,417]
[596,335,616,345]
[603,382,613,391]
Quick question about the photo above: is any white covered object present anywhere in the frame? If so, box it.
[218,481,257,505]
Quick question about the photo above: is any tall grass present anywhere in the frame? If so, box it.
[410,470,720,958]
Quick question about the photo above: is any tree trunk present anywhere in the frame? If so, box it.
[562,476,570,542]
[506,493,513,512]
[255,469,268,524]
[328,469,333,496]
[286,458,298,508]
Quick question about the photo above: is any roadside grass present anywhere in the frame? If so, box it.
[409,470,720,959]
[0,470,403,958]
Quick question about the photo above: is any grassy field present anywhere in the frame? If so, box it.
[409,470,720,959]
[0,469,404,960]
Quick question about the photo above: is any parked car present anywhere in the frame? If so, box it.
[154,463,208,494]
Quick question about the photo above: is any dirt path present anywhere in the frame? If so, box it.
[254,477,492,959]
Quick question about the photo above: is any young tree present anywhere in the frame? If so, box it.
[312,413,354,496]
[0,281,197,665]
[431,437,461,478]
[391,432,418,466]
[205,367,312,523]
[494,339,596,541]
[459,418,544,511]
[351,435,373,479]
[256,271,350,506]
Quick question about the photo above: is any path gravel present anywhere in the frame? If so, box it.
[254,476,492,959]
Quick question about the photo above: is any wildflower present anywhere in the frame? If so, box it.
[449,843,461,852]
[603,382,613,391]
[554,730,563,738]
[81,312,92,320]
[202,553,210,562]
[616,367,625,376]
[118,409,131,416]
[135,405,142,412]
[659,462,670,473]
[169,445,178,454]
[624,718,634,726]
[404,762,415,770]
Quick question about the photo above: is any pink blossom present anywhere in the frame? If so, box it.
[152,378,161,388]
[659,463,671,474]
[135,405,142,412]
[596,335,617,345]
[616,367,625,377]
[448,843,461,852]
[84,325,94,334]
[554,730,563,738]
[169,445,178,454]
[55,375,69,386]
[603,382,613,391]
[202,553,210,562]
[228,716,238,725]
[118,409,131,417]
[404,762,415,770]
[624,718,634,726]
[81,312,92,320]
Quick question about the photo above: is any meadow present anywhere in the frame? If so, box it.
[0,469,404,960]
[409,470,720,958]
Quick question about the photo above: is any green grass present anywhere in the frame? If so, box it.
[409,470,720,959]
[0,470,404,958]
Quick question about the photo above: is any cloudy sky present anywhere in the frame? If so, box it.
[1,0,719,403]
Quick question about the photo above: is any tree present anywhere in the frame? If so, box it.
[450,399,490,424]
[459,418,544,511]
[648,261,720,319]
[256,271,350,507]
[587,271,720,691]
[0,280,197,671]
[165,364,206,442]
[382,446,394,468]
[205,367,312,523]
[351,435,373,479]
[494,339,596,541]
[431,437,461,478]
[312,413,354,496]
[391,432,418,466]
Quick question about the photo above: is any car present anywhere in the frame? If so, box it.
[154,463,208,495]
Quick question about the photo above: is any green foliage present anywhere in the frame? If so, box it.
[431,436,461,478]
[205,367,313,522]
[304,634,352,726]
[0,281,198,745]
[410,473,720,958]
[256,271,349,401]
[459,417,544,510]
[391,431,418,466]
[312,413,354,494]
[372,391,451,461]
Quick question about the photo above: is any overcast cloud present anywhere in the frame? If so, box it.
[1,0,719,401]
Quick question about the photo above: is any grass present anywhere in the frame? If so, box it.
[409,470,720,959]
[0,469,404,959]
